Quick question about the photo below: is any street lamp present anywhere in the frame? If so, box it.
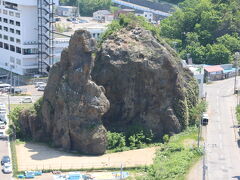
[234,52,240,94]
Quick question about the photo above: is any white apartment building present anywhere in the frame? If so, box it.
[0,0,58,75]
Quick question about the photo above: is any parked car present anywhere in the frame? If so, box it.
[2,163,12,173]
[21,97,33,103]
[37,85,46,91]
[0,132,4,139]
[34,82,46,88]
[55,17,61,22]
[201,113,209,126]
[0,122,5,129]
[1,156,10,165]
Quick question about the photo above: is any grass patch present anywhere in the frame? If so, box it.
[10,137,18,176]
[142,127,203,180]
[236,105,240,125]
[10,103,33,111]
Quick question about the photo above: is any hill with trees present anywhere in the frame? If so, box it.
[160,0,240,64]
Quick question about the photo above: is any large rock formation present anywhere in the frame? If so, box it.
[21,30,110,155]
[92,27,198,137]
[19,25,198,155]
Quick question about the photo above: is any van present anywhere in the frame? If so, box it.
[202,113,209,126]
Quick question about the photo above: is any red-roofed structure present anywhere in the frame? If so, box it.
[204,65,224,73]
[204,65,224,81]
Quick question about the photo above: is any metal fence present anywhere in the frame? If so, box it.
[18,161,149,171]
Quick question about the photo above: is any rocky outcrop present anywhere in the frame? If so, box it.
[21,30,110,155]
[19,26,198,155]
[92,27,198,137]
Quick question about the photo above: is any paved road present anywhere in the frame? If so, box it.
[0,85,43,105]
[0,139,11,180]
[205,77,240,180]
[0,129,11,180]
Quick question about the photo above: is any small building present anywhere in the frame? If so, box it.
[93,10,114,22]
[114,9,135,19]
[56,6,78,17]
[220,64,236,78]
[136,11,155,23]
[204,65,224,81]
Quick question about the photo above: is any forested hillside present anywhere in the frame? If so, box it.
[160,0,240,64]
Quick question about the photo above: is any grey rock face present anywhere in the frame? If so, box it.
[33,30,109,155]
[92,27,198,137]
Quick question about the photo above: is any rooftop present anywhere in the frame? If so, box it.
[94,10,112,15]
[204,65,224,73]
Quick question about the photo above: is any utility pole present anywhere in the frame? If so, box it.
[7,67,12,113]
[203,143,207,180]
[234,52,240,94]
[197,116,202,148]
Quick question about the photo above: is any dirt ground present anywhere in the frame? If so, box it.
[16,143,158,171]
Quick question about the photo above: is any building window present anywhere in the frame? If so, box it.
[9,11,14,16]
[9,20,14,25]
[0,17,1,22]
[3,27,8,32]
[0,26,2,30]
[10,28,14,33]
[0,34,2,39]
[10,45,15,52]
[3,18,8,23]
[3,35,8,40]
[16,21,20,26]
[16,39,20,44]
[16,47,21,54]
[16,59,21,65]
[16,30,20,35]
[4,43,9,50]
[10,37,14,42]
[3,10,7,15]
[15,12,20,18]
[4,1,18,11]
[0,42,2,48]
[10,57,15,63]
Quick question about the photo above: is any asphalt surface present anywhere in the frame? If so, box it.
[0,128,11,180]
[0,85,42,180]
[205,77,240,180]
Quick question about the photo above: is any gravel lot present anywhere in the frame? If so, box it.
[16,142,157,171]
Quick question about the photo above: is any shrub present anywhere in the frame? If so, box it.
[106,131,126,150]
[189,100,207,125]
[163,134,170,144]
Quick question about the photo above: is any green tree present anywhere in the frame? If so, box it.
[206,43,232,64]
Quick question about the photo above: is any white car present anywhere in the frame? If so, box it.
[21,97,33,103]
[37,85,46,91]
[34,82,46,88]
[0,122,5,129]
[2,163,12,174]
